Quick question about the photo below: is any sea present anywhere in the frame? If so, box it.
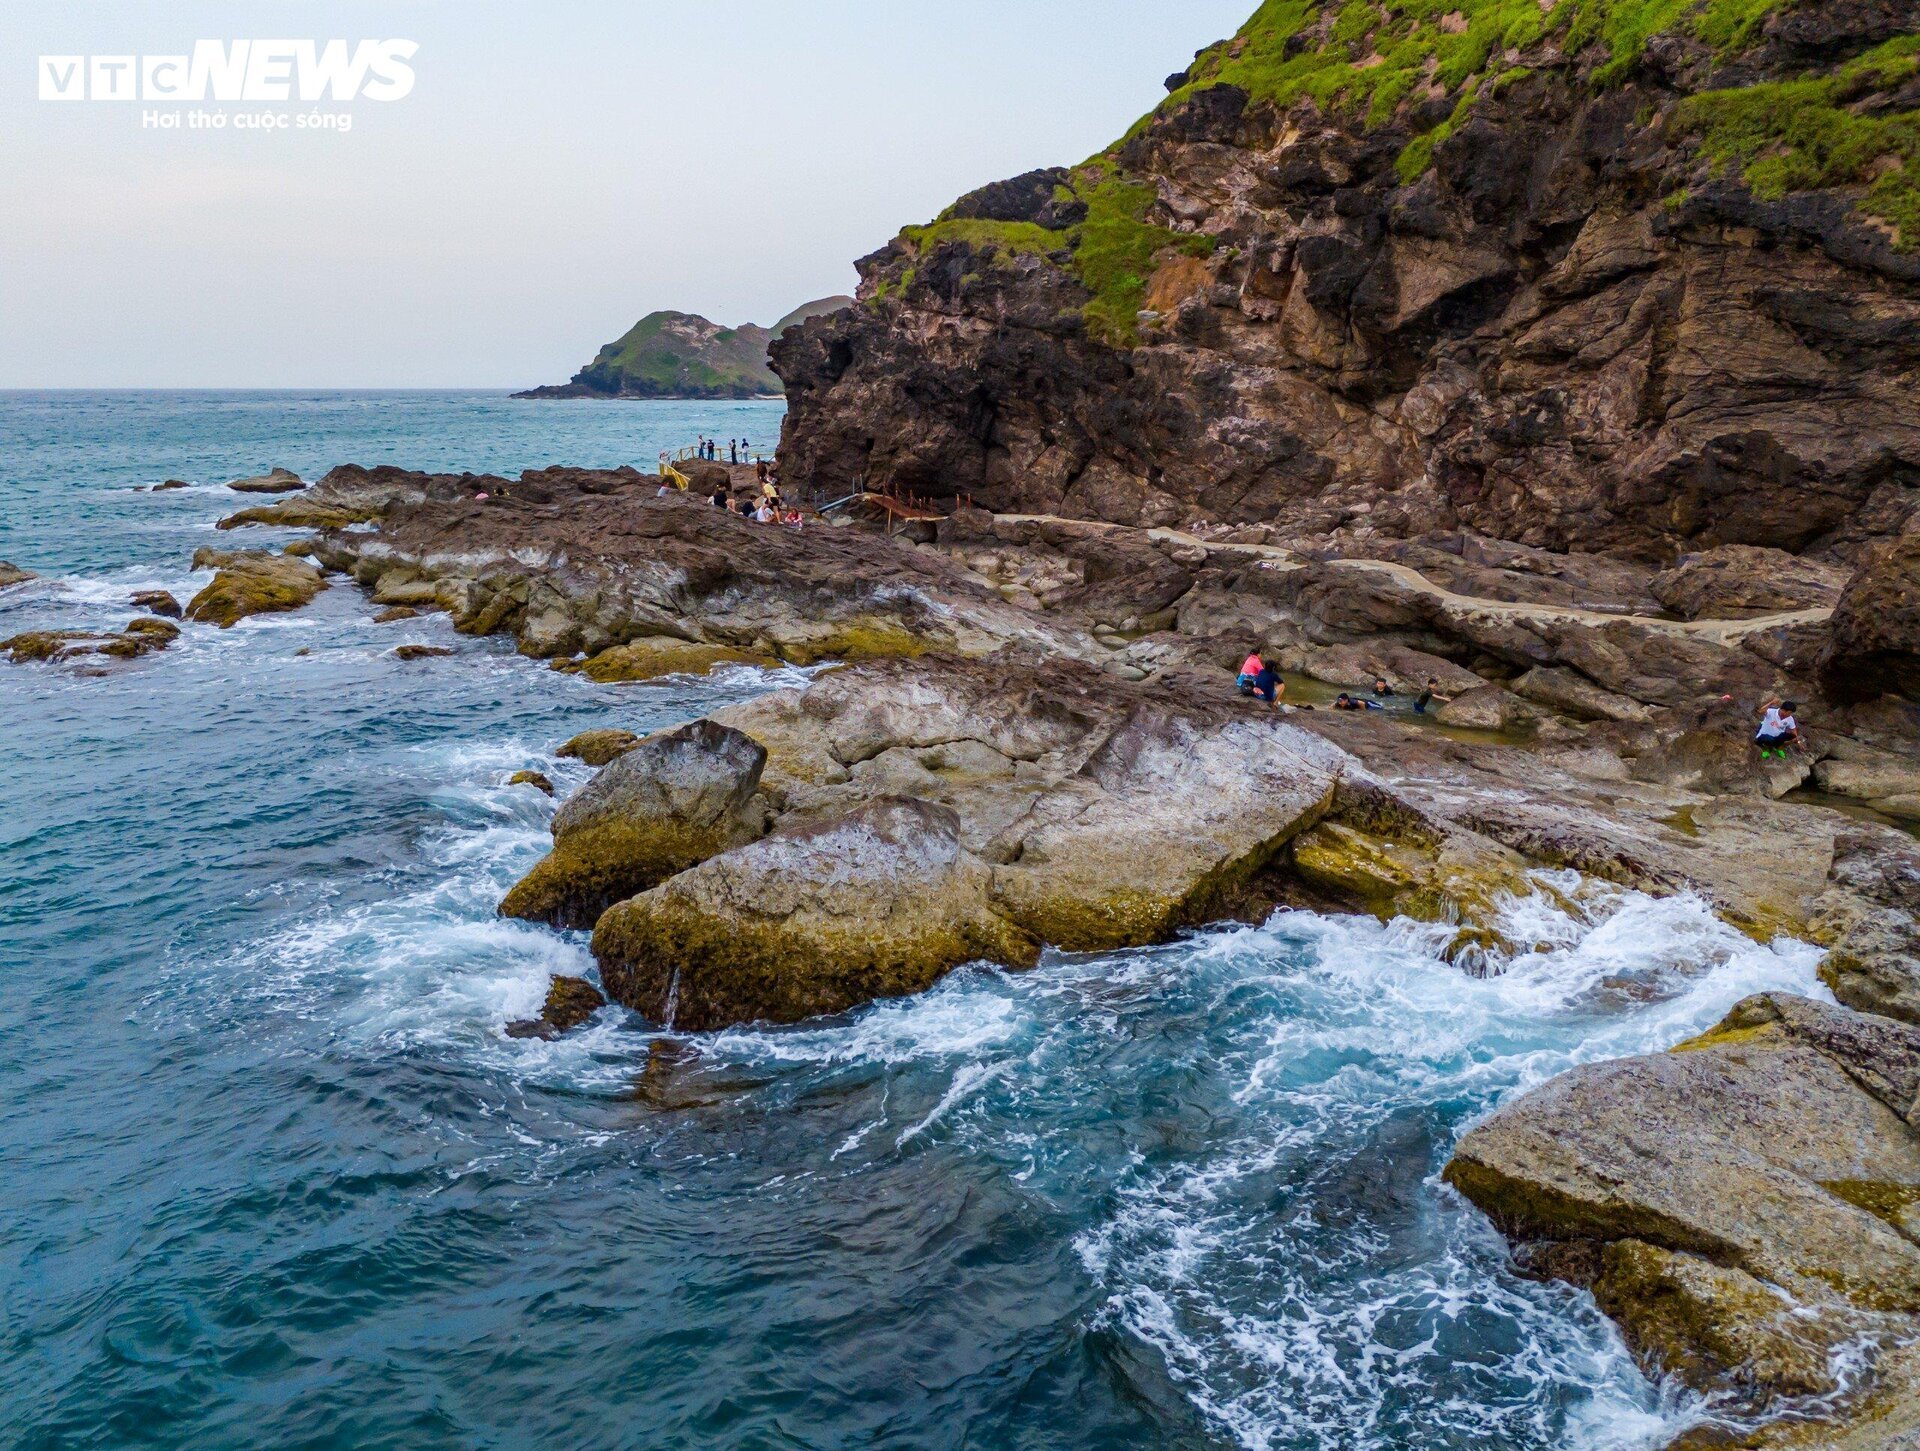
[0,391,1831,1450]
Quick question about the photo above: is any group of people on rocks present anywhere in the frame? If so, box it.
[1234,646,1810,759]
[693,436,752,465]
[710,478,802,528]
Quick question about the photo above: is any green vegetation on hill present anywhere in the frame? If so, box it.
[1680,36,1920,247]
[888,0,1916,350]
[896,172,1214,347]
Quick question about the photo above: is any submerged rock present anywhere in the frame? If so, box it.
[150,479,190,492]
[373,606,420,624]
[503,719,769,930]
[391,645,453,661]
[226,467,305,494]
[1447,993,1920,1433]
[503,975,606,1040]
[186,549,326,628]
[129,589,182,619]
[594,797,1040,1030]
[557,729,640,767]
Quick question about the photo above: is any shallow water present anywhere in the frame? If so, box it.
[0,393,1831,1449]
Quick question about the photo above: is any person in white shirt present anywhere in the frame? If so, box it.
[1755,698,1803,759]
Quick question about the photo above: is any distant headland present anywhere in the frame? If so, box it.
[515,296,852,400]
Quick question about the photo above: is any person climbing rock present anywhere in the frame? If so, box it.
[1414,678,1453,715]
[1755,698,1804,759]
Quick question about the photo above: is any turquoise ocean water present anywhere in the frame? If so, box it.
[0,392,1827,1449]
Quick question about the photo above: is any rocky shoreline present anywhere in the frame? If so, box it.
[7,417,1914,1442]
[181,455,1917,1445]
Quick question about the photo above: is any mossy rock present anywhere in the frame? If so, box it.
[1,631,91,664]
[593,797,1039,1029]
[771,620,936,667]
[575,638,767,683]
[508,770,556,796]
[392,645,454,661]
[557,729,640,767]
[503,719,770,929]
[1593,1239,1843,1402]
[185,550,326,628]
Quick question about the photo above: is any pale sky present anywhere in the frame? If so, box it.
[1,1,1253,388]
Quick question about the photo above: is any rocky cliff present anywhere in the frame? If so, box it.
[518,296,851,399]
[772,0,1919,560]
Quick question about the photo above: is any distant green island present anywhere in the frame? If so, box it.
[515,297,852,400]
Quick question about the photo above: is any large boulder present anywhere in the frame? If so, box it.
[501,719,770,929]
[1649,545,1847,621]
[1822,537,1920,705]
[984,708,1345,950]
[593,797,1040,1030]
[226,467,305,494]
[1447,993,1920,1429]
[186,549,326,627]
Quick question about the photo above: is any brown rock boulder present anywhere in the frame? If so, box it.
[1447,993,1920,1431]
[226,467,305,494]
[507,770,555,796]
[129,590,182,619]
[0,561,35,590]
[1822,537,1920,705]
[1649,546,1847,621]
[392,645,453,661]
[502,719,770,930]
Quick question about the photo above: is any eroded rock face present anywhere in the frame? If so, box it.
[186,549,326,628]
[594,797,1040,1030]
[297,472,1084,668]
[776,6,1920,565]
[1650,546,1848,621]
[1447,993,1920,1430]
[502,719,770,930]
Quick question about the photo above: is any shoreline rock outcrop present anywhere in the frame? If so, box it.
[1447,992,1920,1443]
